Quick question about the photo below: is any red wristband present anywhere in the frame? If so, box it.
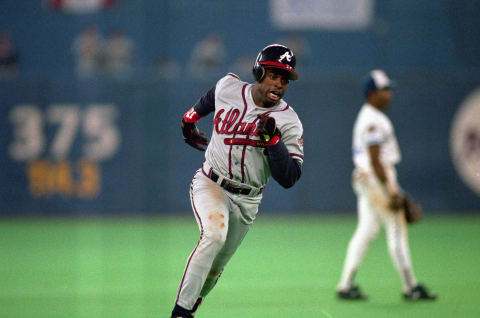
[183,107,201,123]
[268,135,280,146]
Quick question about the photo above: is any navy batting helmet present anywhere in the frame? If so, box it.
[252,44,299,82]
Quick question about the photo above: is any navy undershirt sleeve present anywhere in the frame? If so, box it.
[193,86,216,117]
[266,140,302,188]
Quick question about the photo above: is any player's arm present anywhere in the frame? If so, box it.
[256,114,302,188]
[181,86,216,151]
[267,141,302,188]
[368,145,402,210]
[183,86,216,123]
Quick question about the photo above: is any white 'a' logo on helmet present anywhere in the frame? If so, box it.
[278,51,293,63]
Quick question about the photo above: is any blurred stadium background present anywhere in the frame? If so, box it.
[1,1,480,317]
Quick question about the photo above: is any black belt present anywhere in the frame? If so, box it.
[210,171,263,195]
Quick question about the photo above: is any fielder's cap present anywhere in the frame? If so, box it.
[362,69,395,96]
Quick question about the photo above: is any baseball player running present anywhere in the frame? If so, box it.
[336,70,436,301]
[170,44,304,317]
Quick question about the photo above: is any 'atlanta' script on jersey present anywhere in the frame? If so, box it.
[213,108,259,136]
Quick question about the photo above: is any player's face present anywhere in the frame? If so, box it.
[371,88,393,109]
[378,89,393,108]
[258,68,290,107]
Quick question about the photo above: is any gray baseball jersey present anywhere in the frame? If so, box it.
[204,73,304,188]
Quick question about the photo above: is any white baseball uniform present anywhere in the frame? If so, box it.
[337,103,418,293]
[175,73,304,310]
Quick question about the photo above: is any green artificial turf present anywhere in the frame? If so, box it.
[1,214,479,317]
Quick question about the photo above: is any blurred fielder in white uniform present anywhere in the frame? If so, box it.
[336,70,436,301]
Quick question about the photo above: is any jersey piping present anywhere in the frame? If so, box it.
[228,83,249,179]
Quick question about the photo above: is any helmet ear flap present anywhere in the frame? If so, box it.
[252,63,264,82]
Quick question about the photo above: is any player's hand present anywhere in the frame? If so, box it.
[257,114,281,146]
[403,193,423,223]
[389,193,404,211]
[181,119,208,151]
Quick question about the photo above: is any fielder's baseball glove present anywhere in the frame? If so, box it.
[403,194,423,224]
[181,119,208,151]
[257,114,281,146]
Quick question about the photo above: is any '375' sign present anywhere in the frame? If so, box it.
[8,103,121,198]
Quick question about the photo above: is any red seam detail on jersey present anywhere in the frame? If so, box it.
[290,153,304,159]
[228,141,233,179]
[266,104,289,114]
[240,143,247,183]
[228,83,249,180]
[239,84,249,182]
[200,165,215,180]
[201,164,208,178]
[227,73,240,80]
[259,110,273,117]
[258,104,288,119]
[176,172,204,304]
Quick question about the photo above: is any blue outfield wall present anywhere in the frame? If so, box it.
[1,0,480,215]
[1,70,480,216]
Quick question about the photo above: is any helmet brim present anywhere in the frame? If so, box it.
[260,61,299,80]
